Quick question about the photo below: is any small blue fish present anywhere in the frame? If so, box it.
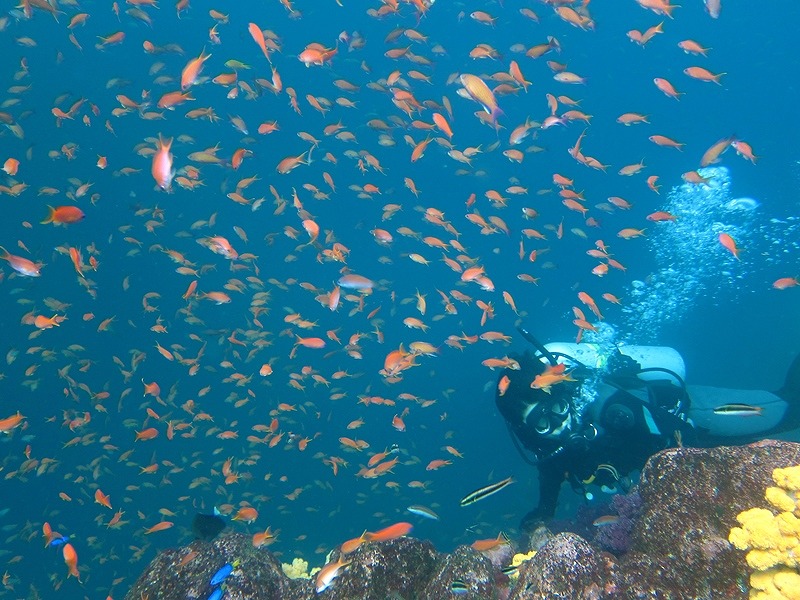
[210,563,233,586]
[207,587,225,600]
[48,535,70,548]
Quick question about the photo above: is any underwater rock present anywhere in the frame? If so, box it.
[508,532,617,599]
[321,535,438,600]
[616,440,800,599]
[123,532,305,600]
[124,442,800,599]
[420,544,497,599]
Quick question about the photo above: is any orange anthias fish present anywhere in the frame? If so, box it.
[94,489,112,509]
[700,136,733,167]
[135,427,159,441]
[276,150,311,174]
[718,232,740,260]
[683,66,725,85]
[471,532,510,552]
[646,211,678,222]
[252,527,276,548]
[151,135,174,191]
[653,77,682,100]
[432,113,453,138]
[497,375,511,396]
[180,48,212,90]
[298,43,338,67]
[365,522,413,542]
[33,314,65,329]
[41,205,85,225]
[144,520,174,534]
[340,532,368,555]
[0,411,25,433]
[62,543,80,580]
[531,363,576,393]
[203,236,238,259]
[232,506,259,523]
[315,558,350,593]
[731,139,757,164]
[2,157,19,175]
[0,246,41,277]
[248,23,271,61]
[773,277,799,290]
[636,0,679,18]
[459,74,502,127]
[576,291,601,317]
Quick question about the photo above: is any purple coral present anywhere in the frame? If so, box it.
[611,489,643,521]
[593,489,642,555]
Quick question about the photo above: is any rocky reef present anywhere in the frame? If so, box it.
[125,440,800,599]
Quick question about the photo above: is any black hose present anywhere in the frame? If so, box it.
[637,366,687,390]
[506,421,542,466]
[516,326,558,366]
[637,366,690,414]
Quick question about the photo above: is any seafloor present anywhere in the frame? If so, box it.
[125,440,800,599]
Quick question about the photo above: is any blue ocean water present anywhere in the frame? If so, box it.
[0,0,798,596]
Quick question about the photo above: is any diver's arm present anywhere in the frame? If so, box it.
[520,458,563,529]
[536,459,563,517]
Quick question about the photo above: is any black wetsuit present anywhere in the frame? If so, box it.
[497,351,693,527]
[497,350,800,530]
[530,396,689,523]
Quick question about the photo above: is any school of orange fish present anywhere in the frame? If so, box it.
[2,0,797,596]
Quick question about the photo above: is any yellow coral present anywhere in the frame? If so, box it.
[506,551,537,580]
[511,550,536,567]
[729,464,800,599]
[766,487,798,514]
[773,570,800,600]
[746,549,785,572]
[730,508,782,551]
[282,557,311,579]
[775,512,800,542]
[749,567,800,600]
[773,466,800,493]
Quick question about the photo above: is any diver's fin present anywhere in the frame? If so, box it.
[774,353,800,432]
[777,353,800,404]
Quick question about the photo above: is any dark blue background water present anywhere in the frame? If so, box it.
[0,0,798,596]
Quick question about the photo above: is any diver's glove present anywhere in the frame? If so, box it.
[520,507,552,532]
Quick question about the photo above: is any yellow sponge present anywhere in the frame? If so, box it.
[282,557,311,579]
[765,487,798,514]
[729,464,800,598]
[749,567,800,600]
[772,466,800,494]
[511,550,537,567]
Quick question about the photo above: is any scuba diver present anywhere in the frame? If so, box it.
[497,326,800,532]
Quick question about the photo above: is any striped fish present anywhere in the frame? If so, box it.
[406,505,439,520]
[459,476,514,506]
